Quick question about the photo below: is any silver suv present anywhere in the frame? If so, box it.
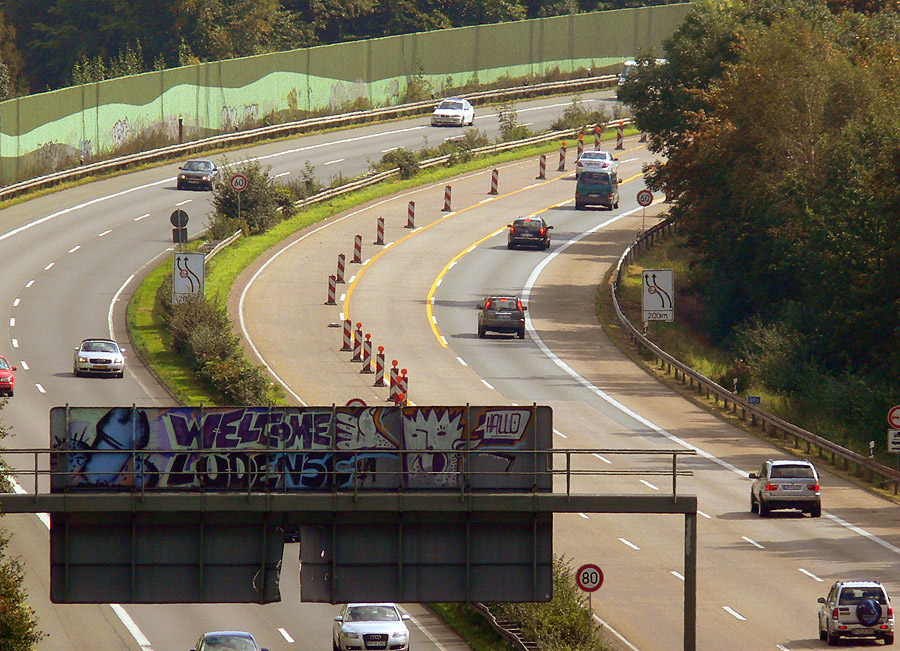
[818,580,894,646]
[749,459,821,517]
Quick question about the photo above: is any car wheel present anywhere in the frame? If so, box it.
[117,370,124,379]
[333,639,340,651]
[759,500,769,517]
[827,630,839,646]
[819,625,827,641]
[7,390,12,397]
[575,202,583,210]
[73,368,81,378]
[478,325,486,338]
[517,328,525,339]
[544,239,550,250]
[810,502,821,518]
[884,632,894,645]
[176,181,183,190]
[750,495,758,514]
[507,242,515,250]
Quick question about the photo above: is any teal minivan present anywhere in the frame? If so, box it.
[575,170,620,210]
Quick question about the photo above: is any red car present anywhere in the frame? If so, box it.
[0,355,16,397]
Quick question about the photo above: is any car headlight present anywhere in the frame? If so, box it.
[341,632,360,639]
[113,357,124,364]
[391,631,408,639]
[179,174,186,180]
[77,356,87,363]
[201,175,209,181]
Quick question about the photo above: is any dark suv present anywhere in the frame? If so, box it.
[508,216,552,250]
[477,296,526,339]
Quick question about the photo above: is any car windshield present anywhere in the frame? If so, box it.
[0,358,9,370]
[184,161,212,171]
[438,101,464,110]
[200,635,257,651]
[770,465,815,479]
[83,341,118,353]
[839,588,886,605]
[346,605,399,622]
[582,172,610,183]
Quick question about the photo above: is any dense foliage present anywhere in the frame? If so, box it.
[0,1,683,94]
[619,0,900,451]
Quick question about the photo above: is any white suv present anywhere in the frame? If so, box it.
[749,459,821,517]
[818,580,894,646]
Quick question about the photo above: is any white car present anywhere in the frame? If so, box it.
[749,458,821,517]
[818,580,894,646]
[575,150,618,178]
[430,98,474,126]
[333,603,410,651]
[191,630,268,651]
[73,338,126,378]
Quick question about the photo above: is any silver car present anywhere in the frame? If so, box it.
[749,458,821,517]
[575,150,618,178]
[73,338,126,378]
[430,98,474,126]
[333,603,410,651]
[818,580,894,646]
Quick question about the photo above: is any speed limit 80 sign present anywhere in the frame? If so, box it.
[576,563,604,592]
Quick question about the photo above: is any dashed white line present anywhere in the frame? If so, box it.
[274,172,290,178]
[439,336,447,346]
[640,479,659,491]
[8,318,14,327]
[12,298,19,307]
[44,263,54,270]
[277,627,294,643]
[436,278,443,287]
[448,261,457,269]
[19,361,28,370]
[324,158,345,165]
[578,513,589,519]
[722,606,746,621]
[478,198,493,204]
[618,537,640,551]
[799,568,823,582]
[109,605,153,650]
[340,293,346,302]
[431,316,437,324]
[347,275,356,284]
[553,428,568,439]
[381,147,398,153]
[99,229,112,237]
[134,213,149,221]
[363,258,371,265]
[671,571,685,581]
[68,245,80,253]
[175,199,191,206]
[465,245,476,253]
[697,510,711,519]
[429,297,435,305]
[481,379,494,390]
[25,280,34,288]
[456,356,467,366]
[742,536,764,549]
[593,453,611,464]
[35,384,45,394]
[11,339,18,348]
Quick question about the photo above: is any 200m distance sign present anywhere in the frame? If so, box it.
[576,563,604,592]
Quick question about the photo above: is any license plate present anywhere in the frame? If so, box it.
[92,364,109,369]
[495,313,510,320]
[588,193,600,198]
[368,644,386,648]
[783,484,801,491]
[852,628,874,635]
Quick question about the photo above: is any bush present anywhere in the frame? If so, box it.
[378,147,420,179]
[210,158,282,235]
[497,102,534,142]
[550,96,609,132]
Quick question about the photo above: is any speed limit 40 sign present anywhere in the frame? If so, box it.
[576,563,604,592]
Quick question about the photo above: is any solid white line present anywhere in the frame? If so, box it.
[640,479,659,491]
[671,571,685,581]
[618,537,640,551]
[35,384,45,394]
[823,512,900,555]
[19,361,28,370]
[799,568,823,582]
[98,229,112,237]
[109,604,154,650]
[68,246,80,253]
[593,453,611,464]
[481,379,494,390]
[274,172,290,178]
[405,611,449,651]
[324,158,345,165]
[277,627,294,643]
[742,536,764,549]
[134,213,149,221]
[44,263,54,270]
[175,199,191,206]
[592,614,641,651]
[722,606,746,621]
[456,357,467,366]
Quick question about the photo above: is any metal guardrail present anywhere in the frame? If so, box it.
[0,74,618,203]
[611,217,900,492]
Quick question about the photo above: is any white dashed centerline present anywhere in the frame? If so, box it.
[639,479,659,491]
[742,536,764,549]
[618,537,641,551]
[175,199,191,206]
[44,263,54,270]
[12,299,19,307]
[278,628,294,643]
[99,229,112,237]
[324,158,345,166]
[553,428,568,439]
[722,606,746,621]
[68,246,80,253]
[134,213,149,221]
[593,453,611,464]
[456,357,467,367]
[799,568,823,582]
[35,384,46,394]
[671,571,685,581]
[481,379,494,390]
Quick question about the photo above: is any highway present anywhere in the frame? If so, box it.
[0,91,614,651]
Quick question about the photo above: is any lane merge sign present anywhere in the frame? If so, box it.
[575,563,603,592]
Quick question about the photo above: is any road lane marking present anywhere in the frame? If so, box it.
[19,361,28,370]
[593,453,611,464]
[742,536,764,549]
[9,318,14,327]
[44,263,53,270]
[134,213,149,221]
[553,429,568,439]
[35,384,45,393]
[278,627,294,642]
[68,246,80,253]
[618,537,640,550]
[697,510,711,519]
[671,571,685,581]
[12,298,19,307]
[99,229,112,237]
[481,379,494,390]
[175,199,191,206]
[579,513,589,519]
[799,568,823,581]
[25,280,33,287]
[274,172,290,178]
[722,606,746,621]
[639,479,659,491]
[592,614,640,651]
[11,339,17,348]
[325,158,345,165]
[456,356,467,366]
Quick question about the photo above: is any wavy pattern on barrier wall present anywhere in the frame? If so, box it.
[0,4,689,185]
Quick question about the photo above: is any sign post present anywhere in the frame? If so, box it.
[231,173,248,224]
[637,189,653,234]
[169,209,189,249]
[576,563,603,642]
[888,406,900,473]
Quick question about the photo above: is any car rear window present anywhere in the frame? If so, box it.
[770,465,815,479]
[839,588,887,605]
[582,172,610,183]
[489,298,518,310]
[514,220,541,230]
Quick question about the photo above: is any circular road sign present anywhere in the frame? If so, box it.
[637,189,653,207]
[230,174,248,192]
[575,563,604,592]
[888,405,900,429]
[169,209,189,228]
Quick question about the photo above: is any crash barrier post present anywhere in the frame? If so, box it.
[577,133,584,159]
[336,253,346,283]
[443,185,452,212]
[374,346,385,386]
[398,368,409,406]
[616,121,624,150]
[558,142,566,171]
[595,125,602,150]
[489,169,499,195]
[406,201,415,228]
[389,360,399,402]
[352,234,362,263]
[326,275,337,305]
[537,154,546,179]
[360,334,373,373]
[342,319,352,351]
[352,322,363,361]
[375,217,385,245]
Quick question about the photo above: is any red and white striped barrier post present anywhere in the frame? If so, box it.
[537,153,546,179]
[558,141,566,171]
[616,121,624,150]
[336,253,346,283]
[489,169,499,195]
[595,125,602,150]
[352,322,363,361]
[374,217,385,245]
[406,201,415,228]
[341,319,352,351]
[389,360,400,402]
[352,234,362,263]
[443,185,452,212]
[373,346,386,386]
[360,333,373,373]
[326,275,337,305]
[398,368,408,406]
[577,133,584,159]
